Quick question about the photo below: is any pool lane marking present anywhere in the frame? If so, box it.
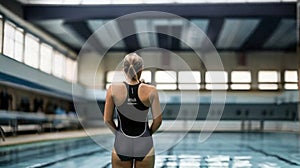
[27,148,106,168]
[246,145,300,166]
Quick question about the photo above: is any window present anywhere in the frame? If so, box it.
[178,71,200,90]
[231,71,251,90]
[107,71,126,83]
[107,70,151,83]
[284,70,298,82]
[284,70,298,90]
[73,61,78,83]
[178,71,201,83]
[14,28,24,62]
[106,70,151,89]
[40,43,53,74]
[258,84,278,90]
[258,70,279,90]
[24,33,39,68]
[155,71,176,83]
[206,84,228,90]
[52,51,65,78]
[140,71,151,83]
[1,17,77,84]
[231,84,251,90]
[65,58,78,83]
[3,21,15,58]
[106,71,126,89]
[156,84,177,90]
[65,58,76,82]
[3,21,24,61]
[258,71,279,83]
[205,71,228,90]
[155,71,177,90]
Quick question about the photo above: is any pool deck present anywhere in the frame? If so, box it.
[0,128,110,146]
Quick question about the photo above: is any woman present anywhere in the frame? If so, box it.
[104,53,162,168]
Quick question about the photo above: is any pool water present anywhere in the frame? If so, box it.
[0,132,299,168]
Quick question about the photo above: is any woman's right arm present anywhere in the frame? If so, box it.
[104,85,117,134]
[150,88,162,134]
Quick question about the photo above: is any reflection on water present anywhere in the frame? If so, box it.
[0,132,299,168]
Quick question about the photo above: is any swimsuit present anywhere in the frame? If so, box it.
[114,82,153,161]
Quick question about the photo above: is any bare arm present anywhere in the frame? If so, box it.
[150,88,162,134]
[103,85,117,134]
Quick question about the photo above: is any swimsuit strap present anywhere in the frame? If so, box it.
[123,82,149,110]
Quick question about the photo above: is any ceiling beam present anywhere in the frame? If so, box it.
[199,18,224,52]
[156,25,182,50]
[23,3,296,21]
[63,21,105,52]
[241,18,281,50]
[116,19,140,52]
[206,18,224,45]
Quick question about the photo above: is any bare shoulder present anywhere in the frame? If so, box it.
[110,82,125,87]
[140,83,156,91]
[109,82,126,95]
[140,83,158,98]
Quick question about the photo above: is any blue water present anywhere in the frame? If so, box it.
[0,132,300,168]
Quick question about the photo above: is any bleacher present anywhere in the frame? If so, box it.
[0,110,81,141]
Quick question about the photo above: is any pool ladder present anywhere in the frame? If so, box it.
[0,126,5,141]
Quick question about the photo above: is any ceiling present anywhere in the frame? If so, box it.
[16,0,297,5]
[18,2,297,53]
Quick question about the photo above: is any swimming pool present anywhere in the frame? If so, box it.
[0,132,299,168]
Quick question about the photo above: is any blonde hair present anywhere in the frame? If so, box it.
[123,53,144,81]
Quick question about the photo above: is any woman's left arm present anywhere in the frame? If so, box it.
[104,85,117,134]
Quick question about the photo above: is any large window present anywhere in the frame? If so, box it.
[107,71,126,83]
[73,61,78,83]
[106,70,151,89]
[205,71,228,90]
[52,51,65,78]
[3,21,15,58]
[3,21,24,62]
[66,58,78,83]
[24,33,39,68]
[284,70,298,90]
[40,43,53,74]
[258,70,279,90]
[155,71,177,90]
[141,71,151,83]
[231,71,251,90]
[14,28,24,62]
[178,71,201,90]
[1,18,77,83]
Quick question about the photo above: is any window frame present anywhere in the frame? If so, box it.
[258,70,280,90]
[205,71,228,90]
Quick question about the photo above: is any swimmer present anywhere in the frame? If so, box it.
[104,53,162,168]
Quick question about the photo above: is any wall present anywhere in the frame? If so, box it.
[76,50,298,129]
[78,51,297,89]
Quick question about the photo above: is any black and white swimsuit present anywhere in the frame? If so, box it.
[114,82,153,161]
